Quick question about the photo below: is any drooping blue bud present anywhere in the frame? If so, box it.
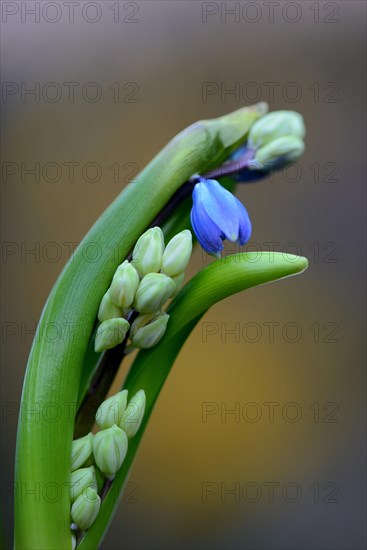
[190,178,251,256]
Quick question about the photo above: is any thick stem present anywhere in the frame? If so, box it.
[74,312,139,437]
[204,147,255,179]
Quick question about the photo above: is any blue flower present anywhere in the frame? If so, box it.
[190,178,252,256]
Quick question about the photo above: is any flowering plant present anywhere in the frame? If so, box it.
[15,103,308,549]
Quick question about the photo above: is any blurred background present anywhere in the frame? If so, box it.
[1,1,366,548]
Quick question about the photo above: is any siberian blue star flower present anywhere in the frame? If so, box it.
[190,178,252,256]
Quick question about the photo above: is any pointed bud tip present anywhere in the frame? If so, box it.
[71,433,94,471]
[93,425,128,479]
[98,290,123,323]
[119,390,146,438]
[248,110,305,150]
[253,135,305,169]
[109,261,140,308]
[162,230,193,276]
[132,226,164,276]
[70,466,98,502]
[95,318,130,353]
[95,390,128,429]
[134,273,176,313]
[71,487,101,531]
[130,312,170,349]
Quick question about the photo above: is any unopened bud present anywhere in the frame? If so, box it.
[248,110,305,150]
[251,135,305,169]
[130,312,169,349]
[95,318,130,353]
[161,230,192,276]
[119,390,146,438]
[71,433,94,471]
[134,273,175,313]
[98,290,123,323]
[70,466,98,502]
[71,487,101,531]
[95,390,128,429]
[93,425,128,480]
[109,261,139,308]
[131,227,164,276]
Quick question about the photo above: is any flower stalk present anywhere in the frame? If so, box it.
[15,103,267,549]
[14,103,310,550]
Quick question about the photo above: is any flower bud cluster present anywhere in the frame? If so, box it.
[247,110,306,170]
[70,389,146,533]
[95,227,192,352]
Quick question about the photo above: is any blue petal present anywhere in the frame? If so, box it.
[196,180,240,243]
[235,196,252,245]
[190,197,223,256]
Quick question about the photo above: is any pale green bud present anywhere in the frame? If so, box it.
[95,390,128,429]
[109,261,140,308]
[97,290,123,323]
[248,110,305,149]
[161,230,192,276]
[71,487,101,531]
[93,425,128,480]
[130,312,169,349]
[134,273,176,313]
[119,390,146,438]
[171,271,185,297]
[94,318,130,353]
[71,533,76,550]
[131,227,164,276]
[70,466,98,502]
[71,433,94,471]
[252,135,305,169]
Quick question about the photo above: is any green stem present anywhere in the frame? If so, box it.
[15,104,267,549]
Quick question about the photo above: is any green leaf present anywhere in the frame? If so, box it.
[78,252,308,548]
[14,104,267,549]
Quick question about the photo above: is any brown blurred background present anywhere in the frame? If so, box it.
[1,1,366,548]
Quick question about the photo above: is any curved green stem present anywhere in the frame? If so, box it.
[15,104,267,549]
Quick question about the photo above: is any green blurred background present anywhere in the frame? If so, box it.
[1,1,366,548]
